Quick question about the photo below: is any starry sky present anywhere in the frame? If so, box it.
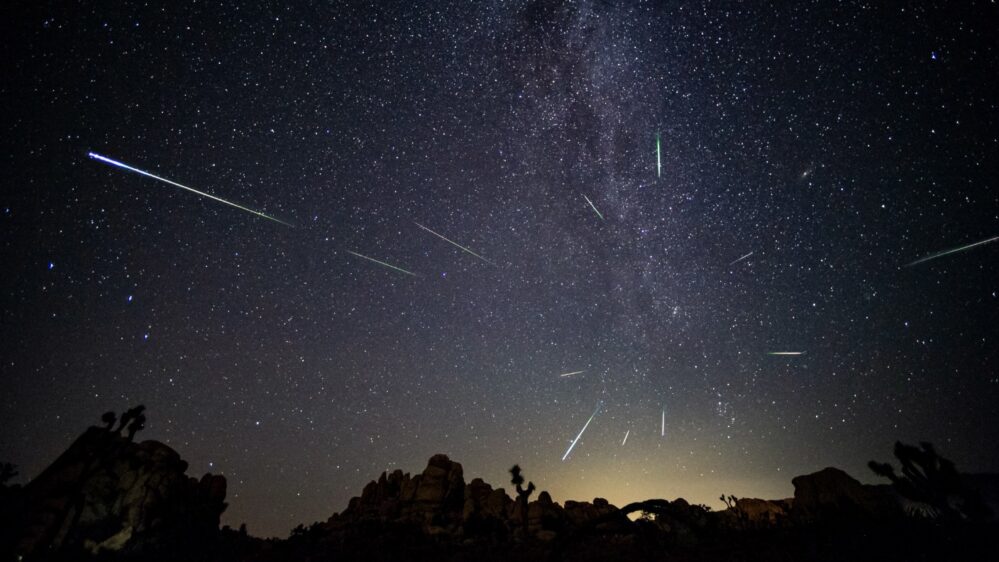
[3,1,998,538]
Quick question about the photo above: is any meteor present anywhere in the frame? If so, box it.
[661,407,665,437]
[729,251,754,265]
[346,250,418,277]
[583,194,604,221]
[621,430,630,446]
[905,235,999,267]
[88,152,292,226]
[414,222,495,265]
[561,403,601,461]
[559,370,585,378]
[656,133,662,178]
[768,351,805,356]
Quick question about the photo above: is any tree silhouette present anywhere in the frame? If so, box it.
[509,464,536,534]
[115,404,146,434]
[101,411,117,431]
[126,412,147,440]
[869,441,991,521]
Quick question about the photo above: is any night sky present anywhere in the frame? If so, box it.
[3,1,998,538]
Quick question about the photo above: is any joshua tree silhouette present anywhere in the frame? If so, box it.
[101,411,117,431]
[869,441,991,521]
[115,404,146,435]
[126,412,147,440]
[510,464,536,534]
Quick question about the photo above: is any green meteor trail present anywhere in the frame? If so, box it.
[583,194,604,221]
[414,222,495,266]
[88,152,292,226]
[346,251,418,277]
[656,133,662,178]
[905,235,999,267]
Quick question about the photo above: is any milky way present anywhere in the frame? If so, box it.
[2,1,998,537]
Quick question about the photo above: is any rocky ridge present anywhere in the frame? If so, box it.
[1,426,227,559]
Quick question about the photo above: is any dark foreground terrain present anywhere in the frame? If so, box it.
[3,411,997,561]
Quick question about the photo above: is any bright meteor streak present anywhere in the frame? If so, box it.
[561,403,601,462]
[656,133,662,178]
[88,152,291,226]
[661,407,665,437]
[346,251,418,277]
[414,222,495,265]
[621,430,630,446]
[559,370,585,378]
[583,194,604,221]
[729,251,754,265]
[905,235,999,267]
[768,351,805,356]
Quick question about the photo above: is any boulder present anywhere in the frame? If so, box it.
[792,467,899,520]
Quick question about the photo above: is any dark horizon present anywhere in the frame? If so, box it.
[3,1,998,538]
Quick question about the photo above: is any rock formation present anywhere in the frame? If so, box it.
[1,426,227,559]
[328,454,632,543]
[791,466,900,520]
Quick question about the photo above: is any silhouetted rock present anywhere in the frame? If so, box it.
[791,466,899,521]
[734,497,792,526]
[334,453,467,534]
[3,426,226,559]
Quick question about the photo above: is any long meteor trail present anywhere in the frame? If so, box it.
[561,403,601,461]
[768,351,805,356]
[88,152,292,226]
[661,407,665,437]
[414,222,495,265]
[621,430,630,446]
[583,194,604,221]
[656,133,662,178]
[346,251,418,277]
[905,235,999,267]
[559,370,585,378]
[729,251,754,265]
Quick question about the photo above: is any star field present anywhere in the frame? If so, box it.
[2,1,998,537]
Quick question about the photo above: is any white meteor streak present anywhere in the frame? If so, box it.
[621,430,630,446]
[729,251,754,265]
[88,152,292,226]
[905,235,999,267]
[656,133,662,178]
[661,408,665,437]
[768,351,805,356]
[414,222,495,265]
[346,250,418,277]
[559,370,585,378]
[583,194,604,221]
[561,403,601,461]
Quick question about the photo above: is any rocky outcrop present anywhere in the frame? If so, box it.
[791,466,899,520]
[563,497,620,527]
[734,497,792,526]
[3,426,226,558]
[332,456,602,540]
[336,454,467,531]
